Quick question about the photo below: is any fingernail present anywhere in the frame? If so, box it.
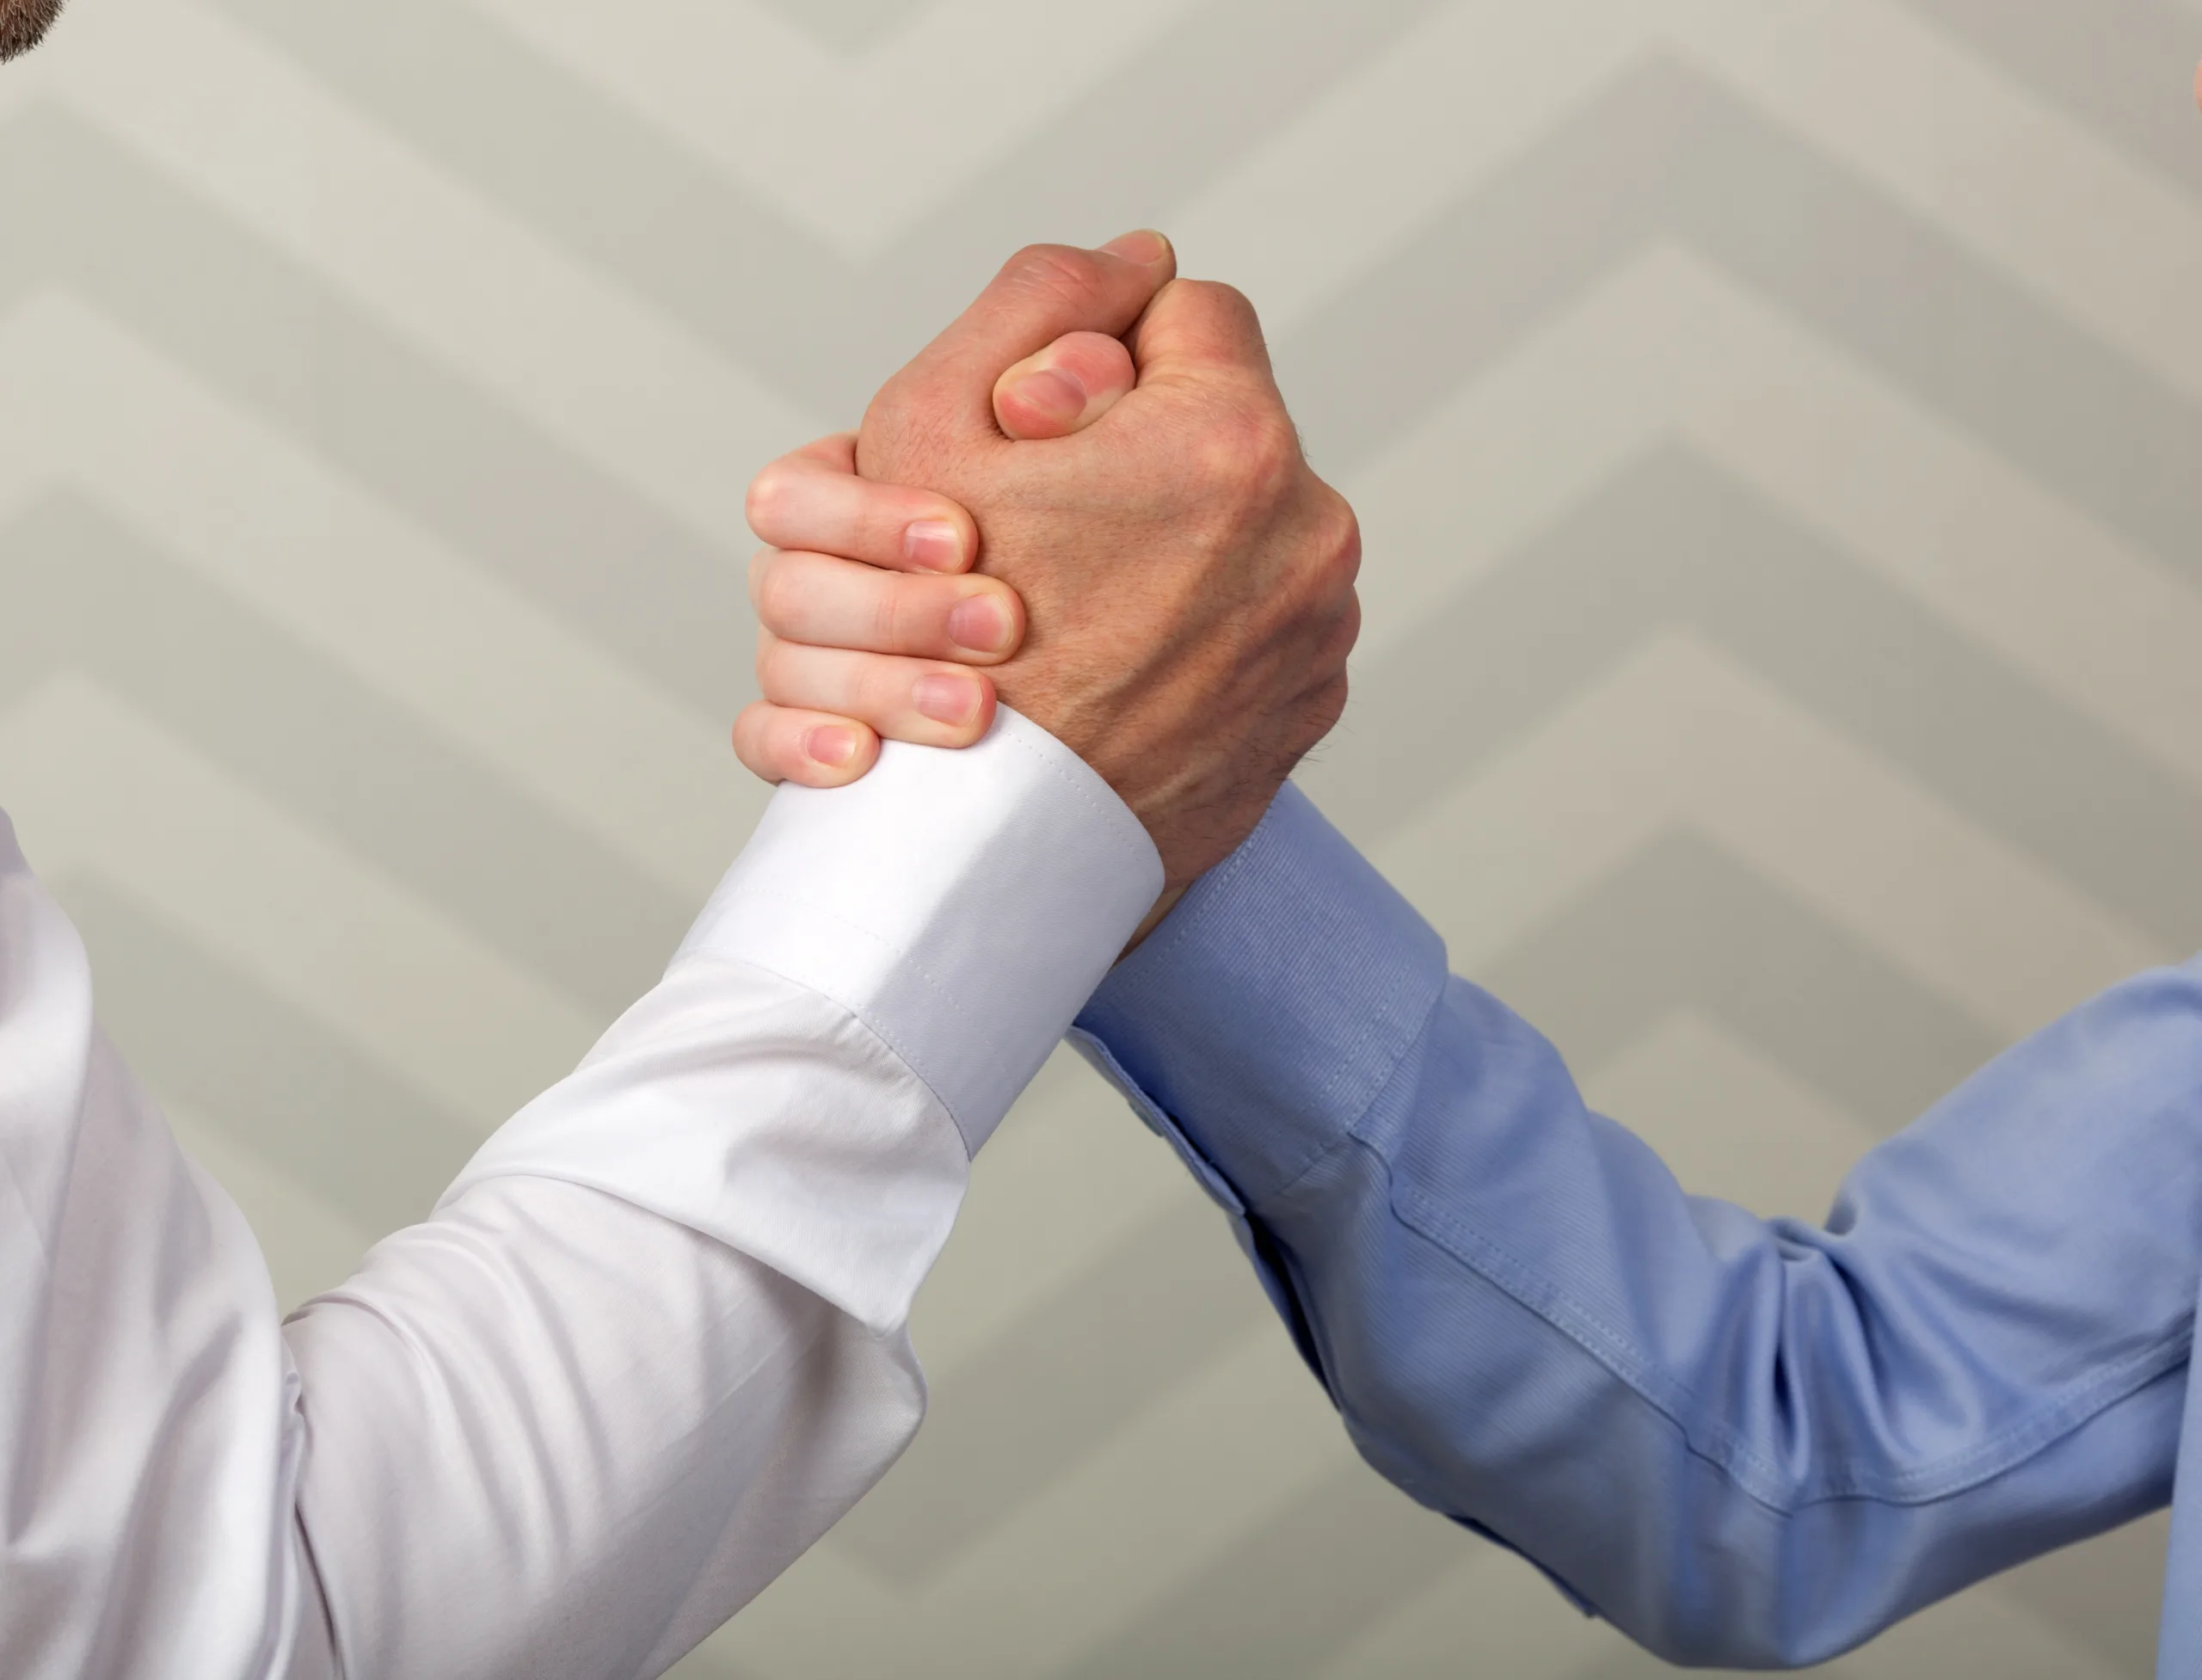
[1005,366,1087,425]
[948,594,1013,655]
[914,674,980,725]
[806,725,858,768]
[1100,228,1172,267]
[904,520,965,571]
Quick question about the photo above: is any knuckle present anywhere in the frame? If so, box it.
[854,655,906,717]
[1192,400,1300,510]
[1181,279,1271,363]
[1335,592,1364,655]
[859,382,908,443]
[1295,675,1350,751]
[1179,278,1258,330]
[1322,486,1362,559]
[1311,611,1357,675]
[755,635,797,696]
[1250,412,1302,485]
[1313,492,1363,593]
[1316,602,1361,674]
[1002,243,1104,307]
[1264,490,1359,635]
[1237,401,1301,484]
[872,576,921,652]
[1318,674,1350,733]
[751,554,804,631]
[744,465,793,536]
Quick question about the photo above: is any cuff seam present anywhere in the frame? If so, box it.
[993,715,1161,889]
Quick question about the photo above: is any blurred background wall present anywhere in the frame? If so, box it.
[8,1,2202,1675]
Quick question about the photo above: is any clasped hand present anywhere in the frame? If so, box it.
[734,231,1362,921]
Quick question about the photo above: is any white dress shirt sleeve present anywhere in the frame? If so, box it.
[0,707,1160,1680]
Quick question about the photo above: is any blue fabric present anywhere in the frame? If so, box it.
[1076,785,2202,1674]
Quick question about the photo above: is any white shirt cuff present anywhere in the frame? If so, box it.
[679,706,1162,1154]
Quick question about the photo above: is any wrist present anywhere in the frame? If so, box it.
[1123,884,1188,956]
[682,706,1162,1153]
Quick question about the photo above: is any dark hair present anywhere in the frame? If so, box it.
[0,0,67,63]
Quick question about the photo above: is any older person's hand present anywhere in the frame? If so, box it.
[739,233,1360,904]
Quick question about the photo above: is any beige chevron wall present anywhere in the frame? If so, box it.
[8,2,2202,1676]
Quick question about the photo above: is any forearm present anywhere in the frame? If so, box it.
[291,1185,884,1679]
[1,903,938,1680]
[283,712,1154,1675]
[0,709,1161,1679]
[1079,786,2198,1665]
[1257,973,2187,1664]
[280,960,960,1680]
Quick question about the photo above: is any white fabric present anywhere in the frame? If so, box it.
[0,707,1160,1680]
[676,705,1159,1154]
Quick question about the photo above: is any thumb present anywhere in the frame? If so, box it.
[992,331,1139,440]
[876,232,1175,442]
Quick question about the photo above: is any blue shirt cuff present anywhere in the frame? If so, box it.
[1074,783,1448,1208]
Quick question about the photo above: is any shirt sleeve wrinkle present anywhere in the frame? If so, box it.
[668,944,972,1160]
[1339,969,2200,1503]
[0,711,1159,1680]
[1373,1129,2190,1516]
[1081,785,2201,1667]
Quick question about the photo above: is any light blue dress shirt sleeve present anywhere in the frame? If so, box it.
[1073,785,2202,1669]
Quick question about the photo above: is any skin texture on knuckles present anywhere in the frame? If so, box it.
[745,434,981,576]
[748,547,1024,666]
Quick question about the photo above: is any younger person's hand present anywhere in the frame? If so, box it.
[736,326,1139,790]
[736,432,1019,789]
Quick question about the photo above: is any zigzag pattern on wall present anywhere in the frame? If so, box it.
[9,0,2202,1675]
